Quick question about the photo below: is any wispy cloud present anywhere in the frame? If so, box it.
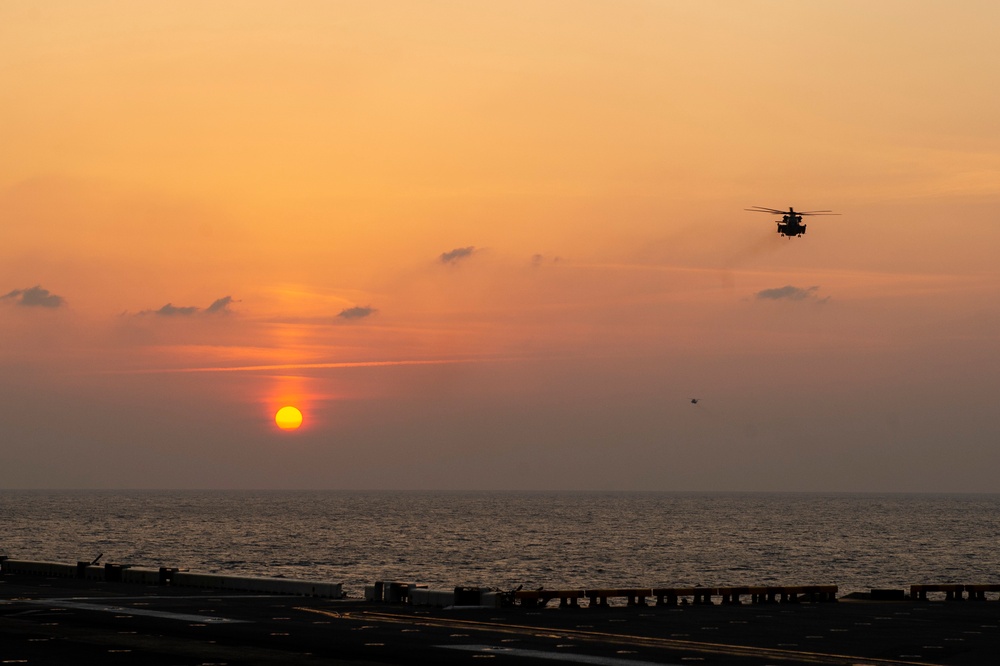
[1,285,66,308]
[140,295,237,316]
[531,253,561,267]
[155,303,199,316]
[755,285,827,302]
[337,305,376,319]
[112,356,515,374]
[439,246,476,264]
[205,296,236,314]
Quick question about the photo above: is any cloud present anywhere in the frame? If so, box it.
[155,303,199,316]
[755,285,827,302]
[205,296,236,314]
[1,285,66,308]
[140,295,236,316]
[531,253,561,267]
[337,305,377,320]
[439,246,476,264]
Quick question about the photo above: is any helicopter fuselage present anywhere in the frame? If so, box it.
[777,215,806,237]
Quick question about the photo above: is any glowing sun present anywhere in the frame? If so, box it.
[275,406,303,430]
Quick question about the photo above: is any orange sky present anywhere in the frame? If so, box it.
[2,1,999,490]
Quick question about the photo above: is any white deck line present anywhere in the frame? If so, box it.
[439,644,679,666]
[26,599,250,624]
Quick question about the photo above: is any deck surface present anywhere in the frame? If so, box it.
[3,574,999,665]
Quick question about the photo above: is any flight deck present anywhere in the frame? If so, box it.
[2,564,999,665]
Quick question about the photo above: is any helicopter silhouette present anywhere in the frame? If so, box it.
[746,206,839,237]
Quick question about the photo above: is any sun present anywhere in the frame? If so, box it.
[275,406,303,431]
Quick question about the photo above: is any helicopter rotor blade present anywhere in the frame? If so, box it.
[746,206,839,216]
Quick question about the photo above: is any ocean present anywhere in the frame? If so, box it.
[2,491,997,597]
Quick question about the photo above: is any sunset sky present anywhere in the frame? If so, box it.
[3,1,999,490]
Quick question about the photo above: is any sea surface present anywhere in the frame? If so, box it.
[2,491,997,597]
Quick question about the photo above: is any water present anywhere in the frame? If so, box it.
[2,491,997,597]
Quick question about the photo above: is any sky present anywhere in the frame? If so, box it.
[2,1,999,491]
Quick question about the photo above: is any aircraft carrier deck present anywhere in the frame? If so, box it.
[3,568,999,665]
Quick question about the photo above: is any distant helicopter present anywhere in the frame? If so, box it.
[746,206,839,237]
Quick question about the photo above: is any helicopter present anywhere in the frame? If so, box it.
[746,206,839,237]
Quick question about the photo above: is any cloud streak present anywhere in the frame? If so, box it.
[1,285,66,308]
[439,246,476,264]
[140,295,237,316]
[205,296,235,314]
[156,303,199,316]
[337,305,376,319]
[111,356,518,374]
[755,285,826,302]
